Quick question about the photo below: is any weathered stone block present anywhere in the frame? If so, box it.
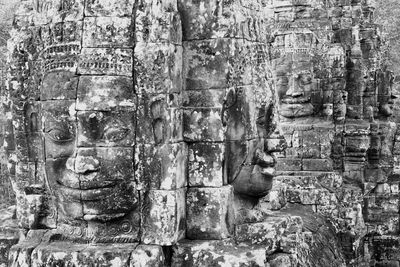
[343,170,364,183]
[0,235,19,266]
[40,71,78,100]
[76,76,135,111]
[317,172,343,190]
[135,43,182,94]
[186,186,234,240]
[136,143,188,190]
[141,189,186,245]
[302,159,333,171]
[9,230,47,267]
[345,135,370,153]
[16,194,44,229]
[364,168,387,183]
[84,0,134,17]
[182,89,226,108]
[130,245,165,267]
[285,147,302,158]
[14,132,29,162]
[172,240,267,267]
[301,131,321,158]
[136,9,181,44]
[188,143,224,187]
[275,158,302,171]
[14,162,45,191]
[299,189,336,205]
[286,188,302,203]
[136,96,182,146]
[183,39,253,90]
[235,215,303,247]
[179,0,273,41]
[31,0,84,24]
[31,241,137,266]
[83,17,133,47]
[370,236,400,262]
[263,182,287,210]
[364,194,400,218]
[366,215,399,235]
[269,253,298,267]
[183,108,224,142]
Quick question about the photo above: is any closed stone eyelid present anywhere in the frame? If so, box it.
[46,128,74,142]
[103,126,130,141]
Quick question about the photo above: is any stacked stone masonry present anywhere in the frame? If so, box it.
[0,0,400,266]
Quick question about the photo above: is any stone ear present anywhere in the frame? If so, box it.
[221,88,237,126]
[224,88,237,108]
[25,102,39,132]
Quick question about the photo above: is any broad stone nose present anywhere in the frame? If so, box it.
[255,147,275,167]
[66,155,100,174]
[286,75,303,97]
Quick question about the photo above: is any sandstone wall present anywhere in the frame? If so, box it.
[0,0,20,210]
[1,0,400,266]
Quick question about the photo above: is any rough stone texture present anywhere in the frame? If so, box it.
[1,0,400,266]
[186,186,234,240]
[0,0,19,214]
[172,240,268,267]
[141,189,186,246]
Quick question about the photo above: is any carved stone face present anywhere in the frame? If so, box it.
[224,88,286,198]
[41,71,138,223]
[276,60,318,118]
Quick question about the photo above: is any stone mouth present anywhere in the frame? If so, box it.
[279,102,314,118]
[57,171,122,190]
[57,183,117,201]
[281,96,311,104]
[83,213,126,222]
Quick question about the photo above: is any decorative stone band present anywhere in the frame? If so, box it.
[40,44,81,59]
[38,44,133,75]
[79,48,133,76]
[56,218,139,243]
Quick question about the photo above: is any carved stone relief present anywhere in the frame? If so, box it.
[1,0,399,266]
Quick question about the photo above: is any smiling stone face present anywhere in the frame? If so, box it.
[276,60,318,118]
[39,71,140,240]
[224,87,287,197]
[5,0,188,246]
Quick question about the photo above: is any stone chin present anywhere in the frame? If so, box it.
[231,165,275,198]
[56,176,138,222]
[279,103,314,118]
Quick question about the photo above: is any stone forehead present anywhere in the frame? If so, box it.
[31,0,134,23]
[40,72,135,110]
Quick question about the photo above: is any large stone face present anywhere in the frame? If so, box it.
[1,0,399,266]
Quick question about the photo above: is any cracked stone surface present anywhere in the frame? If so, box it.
[1,0,400,266]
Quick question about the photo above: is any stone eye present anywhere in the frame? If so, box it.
[103,122,129,142]
[299,73,312,84]
[46,127,73,143]
[256,115,266,127]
